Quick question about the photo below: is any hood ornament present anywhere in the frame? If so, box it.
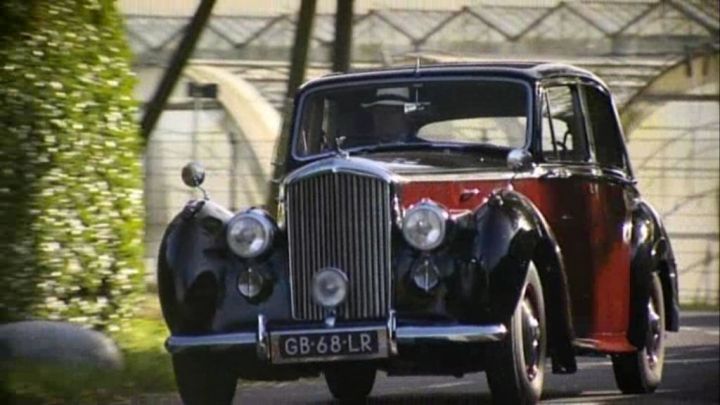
[335,136,350,159]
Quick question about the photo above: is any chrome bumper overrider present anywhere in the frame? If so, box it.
[165,311,507,359]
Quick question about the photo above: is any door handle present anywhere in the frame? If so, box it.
[460,188,481,202]
[540,168,571,179]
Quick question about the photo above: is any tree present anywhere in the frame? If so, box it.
[0,0,144,331]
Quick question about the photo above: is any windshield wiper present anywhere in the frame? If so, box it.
[347,142,443,155]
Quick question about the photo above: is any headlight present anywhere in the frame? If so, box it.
[226,209,275,258]
[402,201,448,250]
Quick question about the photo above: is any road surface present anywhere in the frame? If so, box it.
[136,311,719,404]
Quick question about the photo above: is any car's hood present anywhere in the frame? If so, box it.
[283,155,507,185]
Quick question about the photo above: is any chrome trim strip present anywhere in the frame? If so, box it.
[269,325,387,337]
[396,324,507,343]
[165,322,507,355]
[257,314,269,360]
[392,163,634,184]
[165,332,256,354]
[387,310,398,355]
[283,156,400,186]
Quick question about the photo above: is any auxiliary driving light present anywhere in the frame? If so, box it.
[237,268,264,298]
[411,258,440,292]
[312,268,348,308]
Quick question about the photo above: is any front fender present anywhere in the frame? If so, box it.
[157,200,232,333]
[473,189,577,373]
[158,200,293,334]
[473,191,541,322]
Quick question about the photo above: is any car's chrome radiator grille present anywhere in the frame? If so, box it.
[286,172,392,321]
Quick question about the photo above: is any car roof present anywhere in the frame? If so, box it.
[299,61,607,92]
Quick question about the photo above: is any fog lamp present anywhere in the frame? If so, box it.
[238,268,264,298]
[411,258,440,292]
[312,268,348,308]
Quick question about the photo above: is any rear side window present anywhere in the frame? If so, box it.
[541,85,589,162]
[583,85,627,170]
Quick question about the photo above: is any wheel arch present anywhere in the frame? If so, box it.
[475,189,577,373]
[157,200,233,334]
[628,200,680,349]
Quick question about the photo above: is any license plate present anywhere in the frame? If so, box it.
[270,327,388,364]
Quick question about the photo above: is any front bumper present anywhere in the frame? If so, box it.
[165,311,507,363]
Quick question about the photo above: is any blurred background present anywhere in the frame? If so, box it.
[122,0,719,307]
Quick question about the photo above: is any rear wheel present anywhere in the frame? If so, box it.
[324,362,376,401]
[172,352,238,405]
[612,273,665,394]
[486,262,546,405]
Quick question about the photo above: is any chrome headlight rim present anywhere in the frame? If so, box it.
[226,209,276,259]
[402,199,449,251]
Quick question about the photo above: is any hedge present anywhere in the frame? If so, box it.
[0,0,144,331]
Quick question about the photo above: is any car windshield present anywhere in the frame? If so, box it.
[294,79,529,158]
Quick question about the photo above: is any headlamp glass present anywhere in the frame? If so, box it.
[227,211,275,258]
[402,202,447,250]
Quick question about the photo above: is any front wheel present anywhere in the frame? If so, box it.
[486,262,546,405]
[172,352,238,405]
[612,272,666,394]
[324,362,376,401]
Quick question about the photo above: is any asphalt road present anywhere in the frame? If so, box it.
[137,311,719,404]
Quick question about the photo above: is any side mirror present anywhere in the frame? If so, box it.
[181,162,206,188]
[507,149,534,172]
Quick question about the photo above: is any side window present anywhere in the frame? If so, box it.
[541,85,589,162]
[583,85,627,170]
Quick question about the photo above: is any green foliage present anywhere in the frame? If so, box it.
[0,0,144,331]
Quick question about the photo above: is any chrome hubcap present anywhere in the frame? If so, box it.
[645,299,662,368]
[521,290,541,381]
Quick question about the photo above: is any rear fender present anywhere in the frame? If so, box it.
[628,200,679,348]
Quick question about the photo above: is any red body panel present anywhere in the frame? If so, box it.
[400,174,634,353]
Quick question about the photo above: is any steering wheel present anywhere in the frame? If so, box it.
[554,130,572,152]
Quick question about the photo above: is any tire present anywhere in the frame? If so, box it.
[172,352,238,405]
[486,262,546,405]
[612,273,666,394]
[324,362,376,401]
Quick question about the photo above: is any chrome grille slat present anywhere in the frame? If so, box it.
[288,172,392,321]
[358,177,366,317]
[371,181,380,315]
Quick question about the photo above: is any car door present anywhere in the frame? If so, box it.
[576,83,635,350]
[531,81,599,338]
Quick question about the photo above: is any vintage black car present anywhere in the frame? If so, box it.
[158,62,679,404]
